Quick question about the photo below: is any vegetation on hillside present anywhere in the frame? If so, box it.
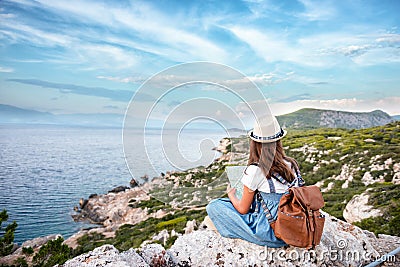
[1,210,18,257]
[21,121,397,265]
[74,207,207,255]
[0,210,73,267]
[277,108,393,129]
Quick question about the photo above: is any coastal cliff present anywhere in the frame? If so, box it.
[3,121,399,266]
[60,122,399,266]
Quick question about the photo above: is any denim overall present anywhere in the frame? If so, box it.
[206,170,304,248]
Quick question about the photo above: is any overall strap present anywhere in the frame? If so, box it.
[266,177,276,193]
[256,192,275,223]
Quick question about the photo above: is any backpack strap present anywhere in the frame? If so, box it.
[272,168,305,189]
[292,167,305,187]
[271,172,289,186]
[250,162,305,190]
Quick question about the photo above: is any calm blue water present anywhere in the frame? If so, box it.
[0,124,226,244]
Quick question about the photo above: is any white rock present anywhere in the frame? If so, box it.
[361,171,384,185]
[169,212,379,267]
[21,234,62,249]
[392,172,400,184]
[333,164,355,181]
[322,181,334,192]
[140,243,174,266]
[370,154,382,163]
[314,180,324,188]
[152,229,169,246]
[384,158,393,168]
[170,229,180,237]
[184,219,197,234]
[313,165,320,172]
[62,245,148,267]
[393,162,400,172]
[343,193,382,223]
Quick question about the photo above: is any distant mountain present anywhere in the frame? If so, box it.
[0,104,123,127]
[277,108,393,129]
[392,115,400,121]
[0,104,55,123]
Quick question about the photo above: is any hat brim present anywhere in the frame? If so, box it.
[247,129,287,143]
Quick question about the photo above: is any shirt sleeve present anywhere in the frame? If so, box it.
[240,165,262,191]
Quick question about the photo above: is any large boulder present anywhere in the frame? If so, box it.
[61,244,148,267]
[168,212,381,266]
[60,244,174,267]
[60,212,399,267]
[343,192,382,223]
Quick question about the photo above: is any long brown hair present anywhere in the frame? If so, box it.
[247,139,298,182]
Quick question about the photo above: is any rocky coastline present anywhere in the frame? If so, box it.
[2,122,400,266]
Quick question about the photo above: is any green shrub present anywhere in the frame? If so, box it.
[130,198,171,214]
[22,246,34,255]
[156,217,187,230]
[32,237,72,267]
[73,232,108,256]
[14,257,29,267]
[0,209,18,257]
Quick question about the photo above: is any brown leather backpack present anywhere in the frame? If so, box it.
[271,185,325,249]
[258,170,325,249]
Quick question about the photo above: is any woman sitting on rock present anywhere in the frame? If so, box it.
[206,115,303,247]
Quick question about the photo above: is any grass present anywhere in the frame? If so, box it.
[74,208,207,253]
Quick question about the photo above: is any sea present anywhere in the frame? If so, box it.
[0,124,228,244]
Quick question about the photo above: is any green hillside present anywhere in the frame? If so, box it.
[283,122,399,232]
[277,108,393,129]
[74,121,400,253]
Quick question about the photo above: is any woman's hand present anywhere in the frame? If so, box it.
[227,184,255,215]
[226,184,236,199]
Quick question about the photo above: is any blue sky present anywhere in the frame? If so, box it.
[1,0,400,119]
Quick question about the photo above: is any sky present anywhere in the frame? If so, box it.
[1,0,400,125]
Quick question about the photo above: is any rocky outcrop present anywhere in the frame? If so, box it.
[0,234,62,266]
[60,244,174,267]
[60,244,148,267]
[61,212,400,267]
[343,192,382,223]
[170,212,381,266]
[67,178,168,248]
[72,187,147,225]
[214,138,231,154]
[108,185,130,194]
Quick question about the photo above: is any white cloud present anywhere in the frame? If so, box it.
[229,27,296,63]
[32,0,227,63]
[76,44,138,70]
[97,75,145,83]
[0,20,72,46]
[228,25,400,67]
[0,66,14,72]
[297,0,337,21]
[375,33,400,44]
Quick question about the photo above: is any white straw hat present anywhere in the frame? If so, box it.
[248,115,287,143]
